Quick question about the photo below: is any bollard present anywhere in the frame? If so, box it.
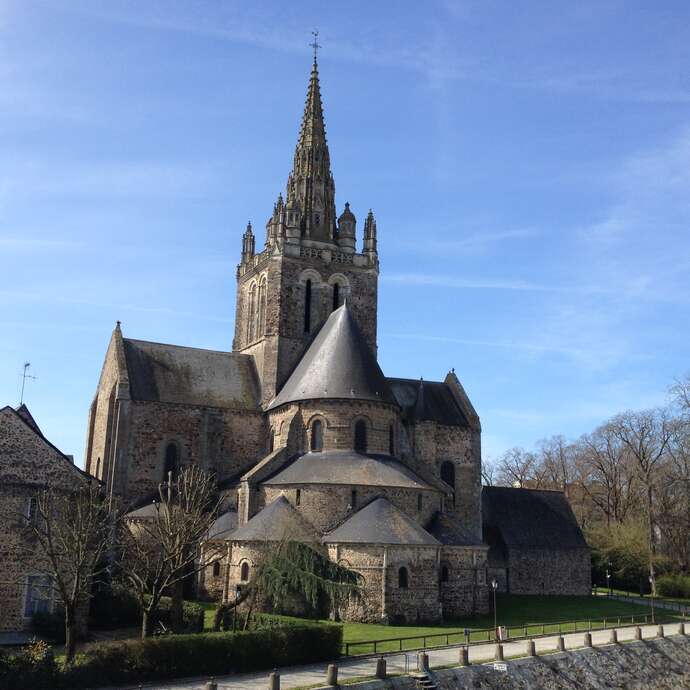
[495,643,504,661]
[635,627,642,641]
[375,657,386,680]
[268,669,280,690]
[557,636,565,652]
[584,632,592,648]
[610,629,618,644]
[205,681,218,690]
[326,664,338,686]
[527,639,536,657]
[657,624,665,639]
[681,622,687,636]
[459,646,470,666]
[417,652,429,672]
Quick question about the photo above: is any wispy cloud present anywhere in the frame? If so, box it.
[397,228,538,256]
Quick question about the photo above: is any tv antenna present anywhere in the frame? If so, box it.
[20,362,37,405]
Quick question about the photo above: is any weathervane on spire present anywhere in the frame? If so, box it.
[310,30,321,61]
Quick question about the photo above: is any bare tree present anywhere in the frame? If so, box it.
[481,457,496,486]
[496,447,539,488]
[118,465,222,638]
[537,435,574,494]
[18,482,113,665]
[610,409,675,593]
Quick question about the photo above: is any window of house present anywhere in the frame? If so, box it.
[398,567,408,589]
[350,489,357,508]
[388,424,395,456]
[332,283,340,312]
[440,461,455,505]
[441,565,449,583]
[25,497,37,525]
[24,575,52,617]
[95,457,101,479]
[212,561,221,578]
[354,420,367,453]
[304,279,312,333]
[417,493,423,511]
[240,562,250,582]
[164,443,180,481]
[296,489,301,506]
[310,419,323,452]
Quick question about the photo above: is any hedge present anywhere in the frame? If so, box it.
[0,622,342,689]
[657,574,690,599]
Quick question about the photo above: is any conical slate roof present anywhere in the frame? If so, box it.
[323,497,440,546]
[231,496,318,542]
[268,304,397,410]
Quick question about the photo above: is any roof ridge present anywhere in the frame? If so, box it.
[124,338,240,357]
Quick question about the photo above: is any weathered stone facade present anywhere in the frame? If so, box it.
[0,406,90,633]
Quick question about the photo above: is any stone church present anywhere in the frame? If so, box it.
[85,56,589,623]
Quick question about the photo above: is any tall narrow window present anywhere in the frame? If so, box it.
[212,561,221,577]
[332,283,340,312]
[388,424,395,456]
[164,443,179,482]
[24,575,52,616]
[440,461,455,506]
[240,562,250,582]
[354,420,367,453]
[95,457,101,480]
[247,283,257,342]
[441,565,449,583]
[417,493,423,511]
[258,279,267,336]
[25,497,37,525]
[351,489,357,508]
[310,420,323,452]
[398,567,408,589]
[296,489,301,506]
[304,279,312,333]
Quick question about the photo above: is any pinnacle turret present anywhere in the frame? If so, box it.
[241,221,255,263]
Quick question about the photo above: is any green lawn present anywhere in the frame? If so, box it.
[606,587,690,606]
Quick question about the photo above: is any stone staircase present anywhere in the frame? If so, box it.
[411,672,438,690]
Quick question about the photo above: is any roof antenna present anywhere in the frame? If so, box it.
[20,362,37,405]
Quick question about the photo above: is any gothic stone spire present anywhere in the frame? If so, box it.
[285,56,337,244]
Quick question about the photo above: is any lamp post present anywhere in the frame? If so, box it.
[491,579,498,638]
[607,559,612,595]
[233,584,242,633]
[648,576,655,624]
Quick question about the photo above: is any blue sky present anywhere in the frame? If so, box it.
[1,1,689,466]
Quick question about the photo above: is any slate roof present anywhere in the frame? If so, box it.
[15,404,42,436]
[426,511,485,547]
[263,451,435,490]
[482,486,588,550]
[388,378,469,427]
[125,501,158,519]
[268,304,397,410]
[231,496,318,542]
[323,497,440,546]
[207,510,238,540]
[123,339,260,410]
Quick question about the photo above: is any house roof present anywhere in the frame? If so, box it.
[207,510,238,540]
[15,404,42,435]
[323,497,440,546]
[387,378,469,427]
[231,496,318,542]
[426,511,484,547]
[268,303,397,410]
[263,450,435,490]
[482,486,588,550]
[123,338,260,410]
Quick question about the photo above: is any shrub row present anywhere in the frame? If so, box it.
[1,623,342,689]
[657,574,690,599]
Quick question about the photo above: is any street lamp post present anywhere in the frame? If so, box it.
[648,576,655,624]
[491,579,499,638]
[607,559,612,595]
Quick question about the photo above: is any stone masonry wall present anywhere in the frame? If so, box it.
[506,547,591,595]
[439,546,490,617]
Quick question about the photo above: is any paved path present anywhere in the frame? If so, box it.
[121,621,687,690]
[605,592,690,615]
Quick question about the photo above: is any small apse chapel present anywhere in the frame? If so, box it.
[84,54,590,623]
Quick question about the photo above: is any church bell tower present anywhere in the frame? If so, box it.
[232,51,380,406]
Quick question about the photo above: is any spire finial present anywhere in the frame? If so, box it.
[310,30,321,62]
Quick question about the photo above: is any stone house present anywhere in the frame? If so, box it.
[87,54,589,622]
[482,486,591,595]
[0,405,90,635]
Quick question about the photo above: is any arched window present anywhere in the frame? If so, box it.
[247,282,257,342]
[398,566,409,589]
[257,278,267,336]
[440,461,455,489]
[310,419,323,452]
[240,562,250,582]
[212,561,221,577]
[295,489,301,506]
[332,283,340,312]
[388,424,395,456]
[354,420,367,453]
[440,565,449,583]
[268,430,274,453]
[351,489,357,508]
[304,279,312,333]
[164,443,180,481]
[95,457,101,479]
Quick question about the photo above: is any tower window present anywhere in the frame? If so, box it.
[398,567,409,589]
[351,489,357,508]
[164,443,180,482]
[441,565,449,583]
[417,493,423,511]
[304,279,312,334]
[240,562,250,582]
[296,489,301,506]
[212,561,221,578]
[354,420,367,453]
[332,283,340,312]
[388,424,395,456]
[310,419,323,452]
[440,461,455,506]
